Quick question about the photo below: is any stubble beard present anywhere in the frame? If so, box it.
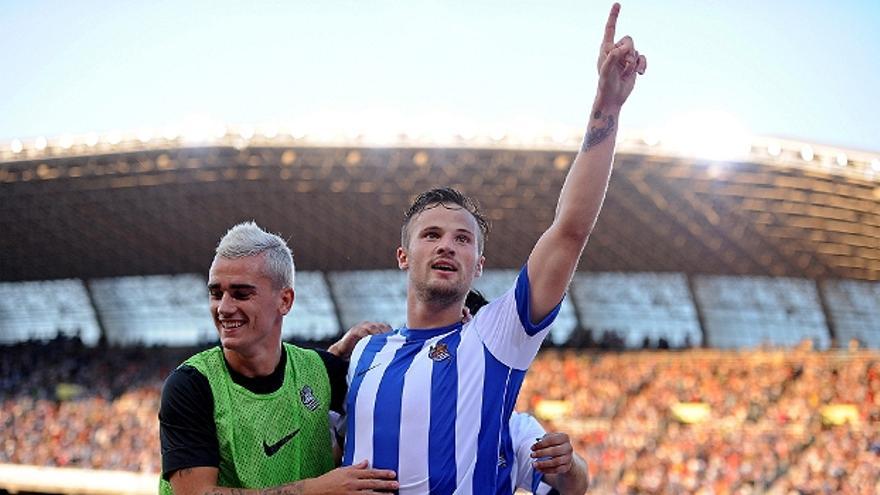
[414,278,465,310]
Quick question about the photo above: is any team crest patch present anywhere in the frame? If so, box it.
[428,342,451,361]
[497,451,507,468]
[300,385,320,411]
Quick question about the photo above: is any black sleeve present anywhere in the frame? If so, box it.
[158,365,218,480]
[315,349,348,415]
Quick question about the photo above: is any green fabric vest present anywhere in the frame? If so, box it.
[159,343,335,494]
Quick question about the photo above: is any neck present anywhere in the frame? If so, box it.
[223,341,283,378]
[406,292,465,329]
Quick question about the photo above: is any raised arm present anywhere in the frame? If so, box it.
[526,3,647,322]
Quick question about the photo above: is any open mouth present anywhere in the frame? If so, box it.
[431,260,458,272]
[219,320,246,329]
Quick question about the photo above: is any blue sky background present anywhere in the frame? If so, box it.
[2,0,878,151]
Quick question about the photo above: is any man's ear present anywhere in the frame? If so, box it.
[397,246,409,270]
[280,288,295,315]
[475,255,485,278]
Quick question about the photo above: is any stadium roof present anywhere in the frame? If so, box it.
[1,131,878,282]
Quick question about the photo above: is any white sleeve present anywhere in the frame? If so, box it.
[510,412,548,492]
[476,265,562,369]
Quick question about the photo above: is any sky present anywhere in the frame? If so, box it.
[2,0,878,152]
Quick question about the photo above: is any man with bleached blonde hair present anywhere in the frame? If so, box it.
[159,222,399,495]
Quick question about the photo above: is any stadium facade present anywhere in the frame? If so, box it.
[1,129,878,348]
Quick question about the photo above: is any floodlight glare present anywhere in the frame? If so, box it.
[661,110,751,161]
[551,127,571,144]
[10,139,23,153]
[58,135,74,149]
[238,125,255,141]
[212,124,227,140]
[642,133,660,146]
[261,125,278,139]
[35,136,48,151]
[179,115,223,144]
[137,129,154,143]
[161,125,179,141]
[490,129,507,142]
[800,146,814,162]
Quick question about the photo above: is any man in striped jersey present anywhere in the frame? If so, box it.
[465,293,590,495]
[338,319,589,495]
[344,3,645,493]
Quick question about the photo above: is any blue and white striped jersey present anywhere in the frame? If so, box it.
[343,266,561,494]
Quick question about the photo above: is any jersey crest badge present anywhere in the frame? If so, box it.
[300,385,320,411]
[428,342,451,361]
[497,451,508,468]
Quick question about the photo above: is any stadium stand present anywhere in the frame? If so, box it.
[281,271,340,341]
[87,272,340,346]
[2,340,878,494]
[89,274,211,345]
[2,135,878,493]
[0,279,101,346]
[517,349,880,494]
[693,275,832,349]
[1,139,878,283]
[0,337,175,474]
[821,279,880,348]
[569,272,701,349]
[327,270,408,330]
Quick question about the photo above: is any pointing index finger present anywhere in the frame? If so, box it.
[603,3,621,46]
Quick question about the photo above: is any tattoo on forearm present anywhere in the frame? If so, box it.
[581,110,616,152]
[200,484,303,495]
[260,483,304,495]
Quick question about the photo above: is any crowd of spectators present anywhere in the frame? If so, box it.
[2,336,878,493]
[518,348,880,494]
[0,336,189,473]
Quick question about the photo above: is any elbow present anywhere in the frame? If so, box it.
[554,219,593,247]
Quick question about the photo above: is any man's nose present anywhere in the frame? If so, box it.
[435,235,456,254]
[217,293,236,315]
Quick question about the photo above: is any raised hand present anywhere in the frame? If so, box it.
[596,3,646,110]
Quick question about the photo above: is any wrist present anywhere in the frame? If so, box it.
[592,94,622,117]
[581,101,619,152]
[294,478,312,495]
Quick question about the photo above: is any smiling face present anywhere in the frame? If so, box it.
[397,204,485,308]
[207,253,293,357]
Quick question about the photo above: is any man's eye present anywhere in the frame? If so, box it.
[233,291,252,300]
[209,291,222,299]
[425,232,439,239]
[457,235,471,243]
